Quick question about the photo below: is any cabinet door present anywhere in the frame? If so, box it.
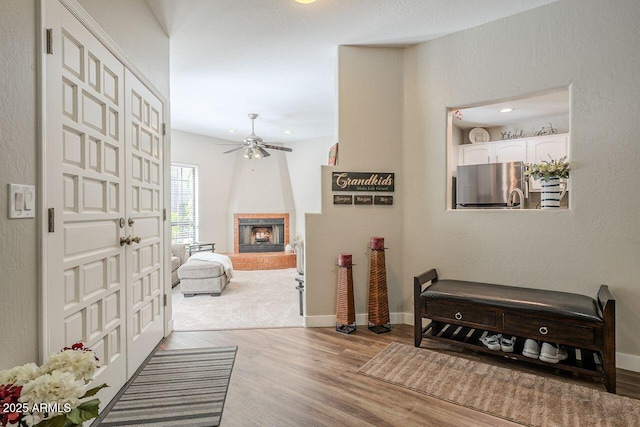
[494,140,526,163]
[461,144,493,165]
[526,135,569,191]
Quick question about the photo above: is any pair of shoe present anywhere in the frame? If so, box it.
[522,339,568,363]
[480,334,516,353]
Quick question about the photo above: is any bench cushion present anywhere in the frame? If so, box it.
[422,279,602,323]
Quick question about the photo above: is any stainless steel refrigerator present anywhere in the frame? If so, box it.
[456,162,525,209]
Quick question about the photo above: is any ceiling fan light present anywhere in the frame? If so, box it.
[243,148,252,159]
[253,150,262,159]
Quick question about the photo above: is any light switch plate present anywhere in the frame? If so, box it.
[8,184,36,219]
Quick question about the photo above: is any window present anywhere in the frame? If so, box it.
[171,163,198,243]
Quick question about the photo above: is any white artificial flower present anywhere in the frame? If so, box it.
[0,363,39,386]
[40,349,97,383]
[18,370,85,416]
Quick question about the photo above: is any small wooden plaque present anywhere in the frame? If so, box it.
[333,195,353,205]
[354,195,373,205]
[374,195,393,205]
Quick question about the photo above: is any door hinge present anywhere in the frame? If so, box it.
[47,208,55,232]
[163,294,168,307]
[46,29,53,55]
[162,123,166,136]
[163,208,167,221]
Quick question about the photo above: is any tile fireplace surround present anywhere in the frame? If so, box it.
[230,213,296,270]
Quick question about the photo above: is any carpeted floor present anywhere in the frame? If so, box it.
[358,342,640,427]
[98,346,237,427]
[172,268,303,331]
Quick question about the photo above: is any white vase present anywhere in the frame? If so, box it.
[540,177,567,209]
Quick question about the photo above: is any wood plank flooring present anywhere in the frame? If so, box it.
[159,325,640,427]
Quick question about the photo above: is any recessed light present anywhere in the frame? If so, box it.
[283,130,293,135]
[500,108,514,113]
[295,0,316,3]
[228,129,236,133]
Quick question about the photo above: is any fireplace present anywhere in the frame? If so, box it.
[234,214,289,254]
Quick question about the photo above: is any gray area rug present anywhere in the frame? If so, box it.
[98,346,237,427]
[358,342,640,427]
[172,268,302,330]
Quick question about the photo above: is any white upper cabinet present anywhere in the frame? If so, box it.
[459,144,494,165]
[494,140,528,163]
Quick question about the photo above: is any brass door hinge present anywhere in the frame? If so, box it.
[163,294,168,307]
[163,208,167,221]
[162,123,166,136]
[46,29,53,55]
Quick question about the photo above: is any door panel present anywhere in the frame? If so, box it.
[124,69,164,377]
[45,0,127,405]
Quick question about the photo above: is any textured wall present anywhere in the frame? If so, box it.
[0,0,39,369]
[402,0,640,363]
[305,46,405,320]
[286,136,334,241]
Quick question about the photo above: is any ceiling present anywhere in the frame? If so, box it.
[145,0,558,144]
[452,89,570,129]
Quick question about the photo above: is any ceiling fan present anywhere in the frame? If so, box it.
[224,113,293,159]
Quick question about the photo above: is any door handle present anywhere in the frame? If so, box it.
[128,217,135,226]
[119,236,141,246]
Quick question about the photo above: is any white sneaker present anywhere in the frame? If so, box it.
[539,343,568,364]
[479,334,501,351]
[522,339,540,359]
[500,335,516,353]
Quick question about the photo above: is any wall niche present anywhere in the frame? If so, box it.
[446,87,571,210]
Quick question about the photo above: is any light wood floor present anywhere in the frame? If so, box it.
[160,325,640,427]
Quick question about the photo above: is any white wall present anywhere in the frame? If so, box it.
[402,0,640,363]
[286,136,334,241]
[305,46,405,323]
[0,0,39,368]
[170,130,236,252]
[0,0,169,369]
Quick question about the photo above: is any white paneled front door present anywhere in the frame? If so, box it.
[43,0,165,404]
[124,68,165,377]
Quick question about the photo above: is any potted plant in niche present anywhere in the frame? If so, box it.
[525,156,570,209]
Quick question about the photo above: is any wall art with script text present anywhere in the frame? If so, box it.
[332,172,394,192]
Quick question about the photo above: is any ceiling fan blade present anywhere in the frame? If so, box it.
[262,143,293,152]
[223,146,245,154]
[256,146,270,158]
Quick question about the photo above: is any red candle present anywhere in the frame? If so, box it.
[338,253,352,267]
[370,237,384,250]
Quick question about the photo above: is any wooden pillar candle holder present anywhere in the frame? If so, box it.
[336,253,356,334]
[368,237,391,334]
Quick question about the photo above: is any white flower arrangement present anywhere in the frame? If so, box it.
[0,343,107,427]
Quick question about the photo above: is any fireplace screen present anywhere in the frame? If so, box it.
[238,218,285,253]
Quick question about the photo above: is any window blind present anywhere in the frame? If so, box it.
[170,164,197,244]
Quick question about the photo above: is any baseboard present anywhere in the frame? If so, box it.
[617,352,640,373]
[304,312,407,328]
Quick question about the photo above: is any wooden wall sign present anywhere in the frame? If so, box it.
[374,195,393,205]
[332,172,394,192]
[354,195,373,205]
[333,195,353,205]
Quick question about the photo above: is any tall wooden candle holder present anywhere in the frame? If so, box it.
[336,253,356,334]
[368,237,391,334]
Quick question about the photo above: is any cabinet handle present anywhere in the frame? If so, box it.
[454,312,463,321]
[539,326,548,335]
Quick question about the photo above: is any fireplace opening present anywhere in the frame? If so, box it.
[238,217,285,253]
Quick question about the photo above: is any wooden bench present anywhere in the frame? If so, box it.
[413,268,616,393]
